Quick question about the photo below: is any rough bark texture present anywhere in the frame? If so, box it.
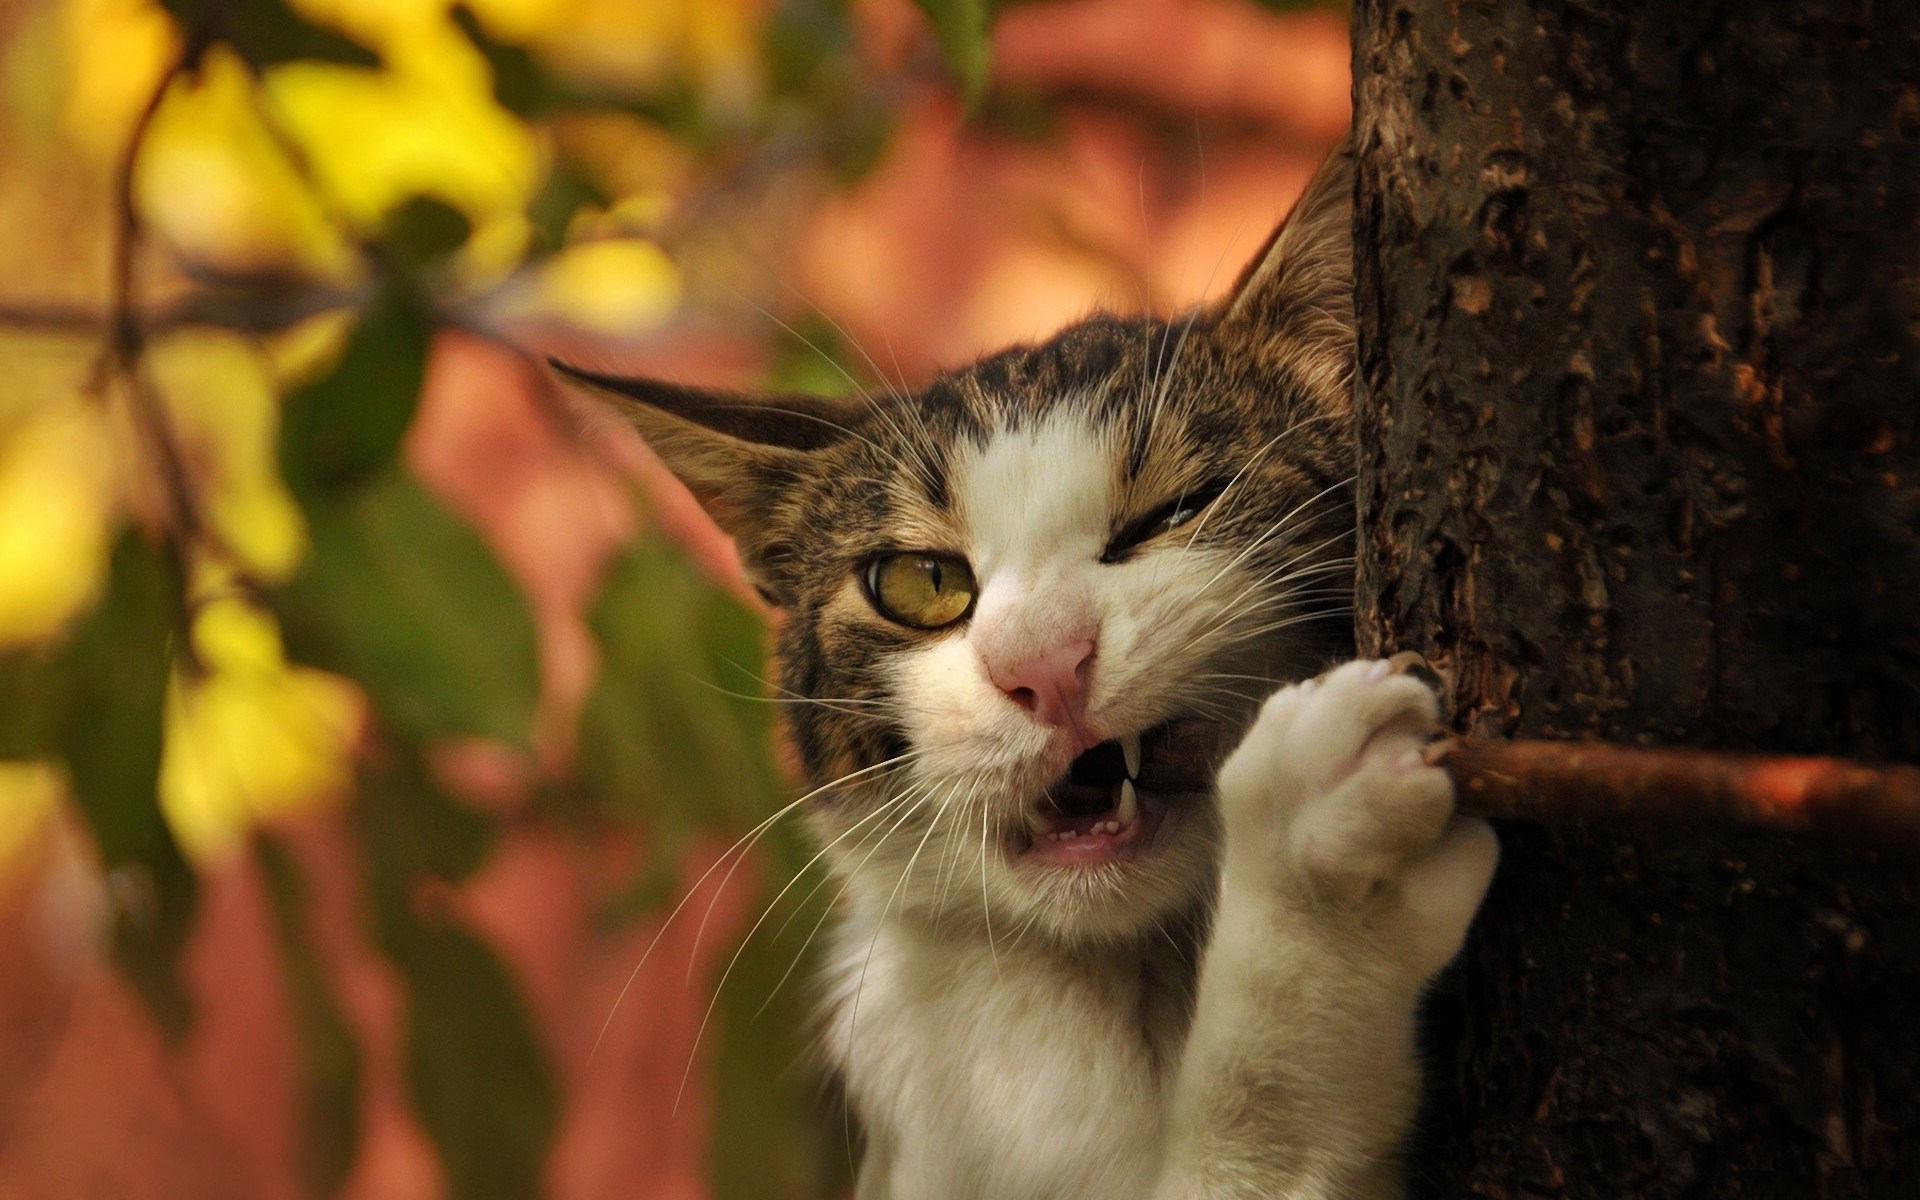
[1351,2,1920,1197]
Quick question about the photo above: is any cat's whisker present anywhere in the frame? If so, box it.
[692,673,891,721]
[589,749,925,1060]
[758,788,950,1029]
[673,780,939,1114]
[1212,566,1356,635]
[1136,215,1251,469]
[764,777,943,1026]
[676,777,937,1092]
[1159,547,1346,668]
[773,277,948,484]
[1204,553,1354,632]
[1187,536,1353,635]
[779,275,917,409]
[1189,477,1354,597]
[680,751,934,988]
[724,282,948,491]
[1175,413,1340,550]
[1167,595,1339,677]
[931,775,986,918]
[843,776,969,1094]
[975,780,1005,977]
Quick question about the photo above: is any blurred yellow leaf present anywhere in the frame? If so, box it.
[526,0,762,114]
[502,236,679,333]
[0,403,125,650]
[447,0,573,44]
[550,110,687,218]
[0,762,62,881]
[262,307,358,389]
[148,330,308,581]
[136,47,360,279]
[264,16,542,279]
[161,594,363,861]
[60,0,180,161]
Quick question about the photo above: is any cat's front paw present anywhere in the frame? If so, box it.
[1215,658,1498,982]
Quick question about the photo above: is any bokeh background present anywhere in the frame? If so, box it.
[0,0,1347,1196]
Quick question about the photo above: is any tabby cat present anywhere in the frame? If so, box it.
[560,140,1498,1200]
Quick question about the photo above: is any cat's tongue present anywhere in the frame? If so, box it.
[1029,778,1143,861]
[1026,739,1145,862]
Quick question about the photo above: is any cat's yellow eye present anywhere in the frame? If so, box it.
[864,553,977,629]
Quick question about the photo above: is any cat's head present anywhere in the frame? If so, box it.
[562,143,1354,944]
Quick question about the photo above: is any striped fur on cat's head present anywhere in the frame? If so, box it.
[562,143,1354,943]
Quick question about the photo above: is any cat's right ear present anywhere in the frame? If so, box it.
[1217,136,1352,349]
[553,361,855,599]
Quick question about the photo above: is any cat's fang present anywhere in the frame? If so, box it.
[1025,805,1055,838]
[1117,779,1139,827]
[1120,733,1141,779]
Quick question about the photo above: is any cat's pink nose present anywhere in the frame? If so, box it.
[987,639,1095,731]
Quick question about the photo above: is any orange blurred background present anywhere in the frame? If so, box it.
[0,0,1348,1195]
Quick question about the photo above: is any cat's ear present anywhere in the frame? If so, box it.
[553,361,855,601]
[1217,136,1352,349]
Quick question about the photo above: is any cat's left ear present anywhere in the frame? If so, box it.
[552,360,855,603]
[1216,136,1353,351]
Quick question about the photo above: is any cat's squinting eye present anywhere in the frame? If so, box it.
[864,553,977,629]
[1101,481,1230,563]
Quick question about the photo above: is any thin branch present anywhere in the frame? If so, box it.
[1133,720,1920,859]
[1433,737,1920,857]
[88,48,207,551]
[0,284,362,340]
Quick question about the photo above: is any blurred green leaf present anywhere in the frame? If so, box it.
[450,5,553,117]
[910,0,993,109]
[57,537,173,860]
[579,536,783,840]
[280,471,539,746]
[55,535,199,1038]
[765,0,854,97]
[527,164,609,255]
[162,0,379,69]
[111,840,200,1041]
[378,198,474,274]
[707,821,846,1200]
[279,286,432,494]
[0,646,62,759]
[354,756,555,1200]
[361,757,491,896]
[399,922,557,1200]
[766,315,866,399]
[259,840,362,1200]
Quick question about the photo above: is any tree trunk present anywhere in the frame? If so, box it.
[1350,2,1920,1197]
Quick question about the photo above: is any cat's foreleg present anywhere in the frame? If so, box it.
[1154,660,1499,1200]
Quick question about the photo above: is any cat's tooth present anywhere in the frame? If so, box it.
[1117,779,1139,828]
[1121,733,1141,779]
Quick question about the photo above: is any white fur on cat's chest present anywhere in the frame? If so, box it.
[825,912,1179,1200]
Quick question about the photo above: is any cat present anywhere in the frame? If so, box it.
[558,139,1499,1199]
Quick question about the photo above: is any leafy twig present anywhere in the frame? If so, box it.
[0,283,364,340]
[89,48,209,555]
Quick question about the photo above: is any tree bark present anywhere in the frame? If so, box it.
[1351,2,1920,1197]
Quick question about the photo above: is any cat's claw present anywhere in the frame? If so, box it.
[1215,658,1499,985]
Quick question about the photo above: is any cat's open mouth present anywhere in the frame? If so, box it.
[1017,730,1168,865]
